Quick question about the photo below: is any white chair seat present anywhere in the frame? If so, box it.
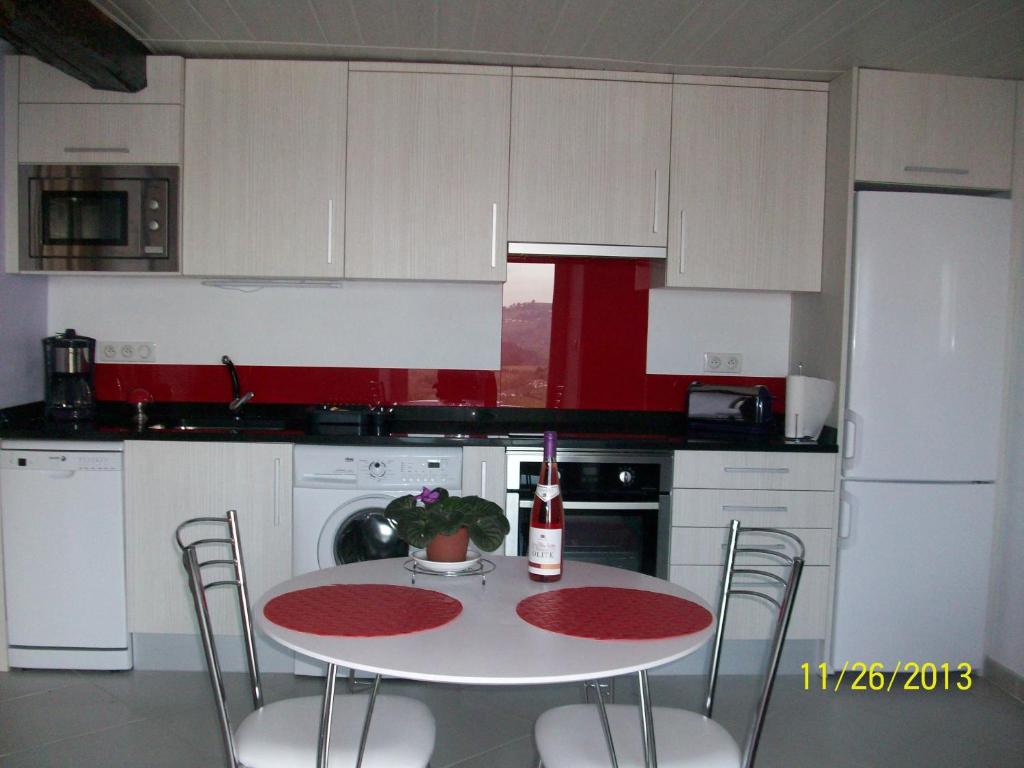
[536,703,741,768]
[235,693,435,768]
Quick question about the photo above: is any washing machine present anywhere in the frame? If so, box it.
[292,444,462,675]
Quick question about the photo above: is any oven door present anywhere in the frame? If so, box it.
[515,497,663,577]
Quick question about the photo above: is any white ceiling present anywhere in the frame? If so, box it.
[90,0,1024,82]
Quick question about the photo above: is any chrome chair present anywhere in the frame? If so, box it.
[176,510,436,768]
[534,520,804,768]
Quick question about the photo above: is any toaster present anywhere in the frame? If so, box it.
[686,382,774,433]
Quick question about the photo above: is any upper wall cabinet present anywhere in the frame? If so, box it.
[509,70,671,252]
[855,70,1016,191]
[345,63,510,282]
[658,80,827,292]
[17,56,183,165]
[183,60,346,278]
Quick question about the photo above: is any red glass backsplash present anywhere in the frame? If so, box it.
[94,256,784,412]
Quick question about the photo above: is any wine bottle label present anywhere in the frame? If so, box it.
[535,483,560,503]
[528,527,562,575]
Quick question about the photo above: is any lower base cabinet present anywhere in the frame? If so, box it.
[124,441,293,635]
[670,451,837,642]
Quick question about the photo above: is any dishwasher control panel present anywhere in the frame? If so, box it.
[2,449,123,472]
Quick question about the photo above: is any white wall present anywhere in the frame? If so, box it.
[47,276,503,370]
[0,50,47,408]
[646,288,791,376]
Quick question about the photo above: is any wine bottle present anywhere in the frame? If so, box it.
[528,431,564,582]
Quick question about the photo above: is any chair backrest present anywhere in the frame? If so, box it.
[703,519,804,768]
[176,510,263,768]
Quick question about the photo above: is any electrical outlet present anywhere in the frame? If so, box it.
[100,341,156,363]
[704,352,742,374]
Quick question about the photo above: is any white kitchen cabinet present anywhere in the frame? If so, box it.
[509,69,671,250]
[670,450,836,640]
[345,63,510,282]
[124,441,292,635]
[183,60,346,278]
[658,81,826,291]
[19,103,182,165]
[855,69,1016,191]
[19,55,183,104]
[461,445,507,506]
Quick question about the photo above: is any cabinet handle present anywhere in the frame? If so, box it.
[723,467,790,474]
[721,505,789,513]
[480,461,487,495]
[903,165,969,176]
[843,415,857,460]
[652,169,659,233]
[64,146,129,153]
[273,457,281,526]
[678,210,686,273]
[490,203,497,268]
[327,199,334,265]
[722,541,786,550]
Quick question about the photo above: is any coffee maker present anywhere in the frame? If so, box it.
[43,329,96,422]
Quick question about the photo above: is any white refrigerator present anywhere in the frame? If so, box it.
[831,192,1011,670]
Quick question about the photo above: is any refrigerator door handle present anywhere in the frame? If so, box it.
[838,494,853,539]
[843,409,860,468]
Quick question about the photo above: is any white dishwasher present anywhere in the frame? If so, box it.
[1,440,131,669]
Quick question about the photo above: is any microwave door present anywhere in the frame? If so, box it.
[30,179,141,260]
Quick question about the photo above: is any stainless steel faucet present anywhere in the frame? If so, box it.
[221,356,254,415]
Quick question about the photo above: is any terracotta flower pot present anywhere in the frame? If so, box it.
[425,526,470,562]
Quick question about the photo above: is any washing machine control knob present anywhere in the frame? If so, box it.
[368,460,386,478]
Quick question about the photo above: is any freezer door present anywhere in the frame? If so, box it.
[831,481,994,670]
[845,192,1011,481]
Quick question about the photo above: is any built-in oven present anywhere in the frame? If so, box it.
[19,165,179,272]
[505,448,672,579]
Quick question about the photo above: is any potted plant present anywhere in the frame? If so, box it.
[385,487,510,562]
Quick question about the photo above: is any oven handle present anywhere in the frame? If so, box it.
[518,500,660,511]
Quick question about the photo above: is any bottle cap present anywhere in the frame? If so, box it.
[543,430,557,459]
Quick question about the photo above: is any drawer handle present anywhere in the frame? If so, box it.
[722,542,787,550]
[63,146,130,153]
[721,505,788,513]
[723,467,790,474]
[903,165,969,175]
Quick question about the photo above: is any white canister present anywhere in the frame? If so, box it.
[785,375,836,440]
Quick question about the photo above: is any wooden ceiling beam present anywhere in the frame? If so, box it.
[0,0,149,92]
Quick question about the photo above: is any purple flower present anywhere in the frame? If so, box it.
[414,486,441,504]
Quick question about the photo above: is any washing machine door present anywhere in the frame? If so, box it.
[317,493,408,567]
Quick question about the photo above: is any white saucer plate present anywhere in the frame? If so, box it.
[410,547,482,573]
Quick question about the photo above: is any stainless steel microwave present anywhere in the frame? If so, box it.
[19,165,179,272]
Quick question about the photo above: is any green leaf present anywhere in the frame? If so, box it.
[467,515,509,552]
[395,514,434,549]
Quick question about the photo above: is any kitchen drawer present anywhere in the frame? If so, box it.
[670,564,829,640]
[670,526,832,566]
[671,489,834,527]
[673,451,836,491]
[19,104,182,164]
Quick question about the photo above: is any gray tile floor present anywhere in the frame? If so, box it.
[1,668,1022,767]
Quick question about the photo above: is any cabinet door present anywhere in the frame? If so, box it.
[124,441,292,635]
[345,67,510,281]
[20,55,183,104]
[664,84,825,291]
[855,70,1015,191]
[183,60,345,278]
[509,75,671,247]
[19,104,182,164]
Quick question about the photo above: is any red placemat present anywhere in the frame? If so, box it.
[263,584,462,637]
[516,587,712,640]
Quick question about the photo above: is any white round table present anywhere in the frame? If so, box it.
[256,556,714,685]
[255,556,715,768]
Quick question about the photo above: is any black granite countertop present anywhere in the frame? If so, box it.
[0,401,838,453]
